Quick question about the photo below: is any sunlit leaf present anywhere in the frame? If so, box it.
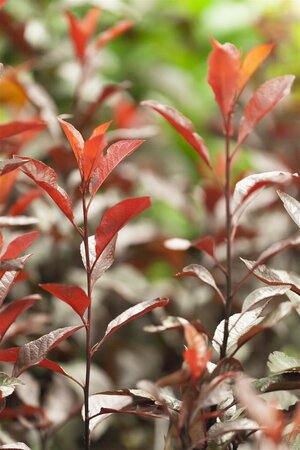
[95,20,133,49]
[92,297,169,354]
[0,443,31,450]
[40,284,90,318]
[0,372,23,399]
[267,351,300,373]
[141,100,211,167]
[1,231,39,260]
[13,325,83,376]
[183,323,210,380]
[0,119,46,139]
[237,75,295,146]
[242,285,291,312]
[277,190,300,228]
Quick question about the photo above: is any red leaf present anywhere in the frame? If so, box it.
[95,20,133,49]
[83,122,110,181]
[40,283,90,318]
[8,189,42,216]
[65,8,101,62]
[0,295,41,343]
[16,157,75,226]
[0,159,26,176]
[183,323,210,380]
[95,197,150,259]
[192,236,215,258]
[1,231,39,260]
[92,297,169,354]
[0,119,46,139]
[0,1,7,10]
[237,43,275,96]
[58,118,84,172]
[141,100,211,168]
[237,75,295,146]
[89,139,144,197]
[208,39,241,118]
[13,325,83,376]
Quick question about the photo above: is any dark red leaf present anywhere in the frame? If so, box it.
[40,283,90,318]
[192,236,215,258]
[16,157,75,226]
[95,20,133,49]
[207,39,241,117]
[237,75,295,146]
[141,100,211,168]
[89,139,144,197]
[0,159,26,176]
[65,8,101,61]
[8,189,42,216]
[92,297,169,354]
[0,119,46,139]
[1,231,39,260]
[0,295,41,343]
[95,197,150,259]
[13,325,83,376]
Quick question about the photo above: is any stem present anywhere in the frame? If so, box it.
[82,192,92,450]
[220,116,233,359]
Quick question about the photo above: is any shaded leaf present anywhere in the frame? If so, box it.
[0,119,46,139]
[13,325,83,376]
[16,157,75,226]
[1,231,39,260]
[95,197,150,259]
[192,236,215,258]
[242,285,291,312]
[141,100,211,167]
[208,418,258,441]
[0,295,41,342]
[237,43,275,96]
[40,284,89,318]
[176,264,225,304]
[90,139,144,197]
[208,39,241,117]
[278,190,300,228]
[286,290,300,315]
[95,20,133,49]
[0,259,25,272]
[92,297,169,354]
[237,75,295,146]
[232,171,298,214]
[80,235,117,286]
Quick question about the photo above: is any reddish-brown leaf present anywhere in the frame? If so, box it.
[192,236,215,258]
[40,283,90,318]
[89,139,144,197]
[92,297,169,354]
[141,100,211,167]
[13,325,83,376]
[65,8,101,61]
[0,119,46,139]
[0,295,41,342]
[0,159,26,176]
[95,20,133,49]
[1,231,39,260]
[208,39,241,117]
[8,189,42,216]
[95,197,150,259]
[237,75,295,146]
[16,157,75,226]
[237,43,275,96]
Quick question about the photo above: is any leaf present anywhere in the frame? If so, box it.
[176,264,225,304]
[58,118,84,172]
[183,323,210,380]
[0,159,26,176]
[95,197,150,259]
[242,285,291,312]
[277,190,300,228]
[257,234,300,264]
[141,100,211,167]
[85,389,165,433]
[267,351,300,373]
[40,284,90,318]
[0,443,31,450]
[241,259,300,295]
[1,231,39,260]
[208,39,241,117]
[8,189,42,216]
[0,216,38,227]
[65,8,101,61]
[89,139,144,197]
[286,291,300,315]
[0,295,41,342]
[0,119,46,139]
[80,235,117,286]
[237,43,275,96]
[254,371,300,393]
[13,325,83,376]
[91,297,169,354]
[0,372,23,399]
[0,259,26,272]
[0,256,31,307]
[192,236,215,258]
[237,75,295,146]
[208,418,258,441]
[232,171,298,214]
[16,157,75,226]
[95,20,133,49]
